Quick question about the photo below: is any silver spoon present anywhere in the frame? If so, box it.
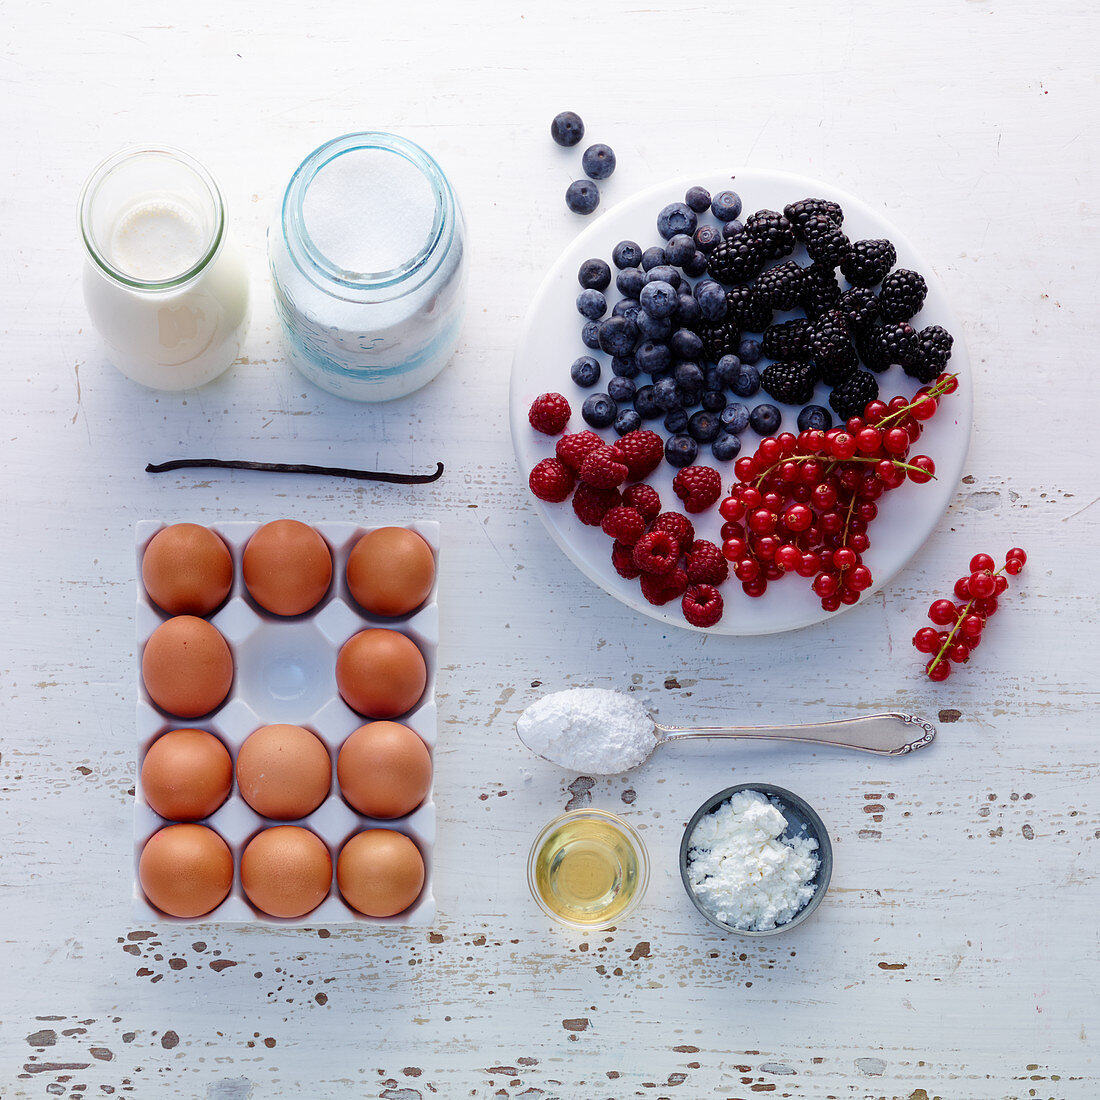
[516,690,936,775]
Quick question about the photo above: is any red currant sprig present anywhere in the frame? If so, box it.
[913,548,1027,680]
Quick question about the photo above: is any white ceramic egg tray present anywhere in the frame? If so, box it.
[132,520,439,926]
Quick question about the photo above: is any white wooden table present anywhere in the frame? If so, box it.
[3,1,1097,1096]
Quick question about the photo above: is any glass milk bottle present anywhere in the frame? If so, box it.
[269,132,466,402]
[79,147,250,391]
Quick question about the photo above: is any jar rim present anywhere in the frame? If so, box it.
[281,132,453,293]
[79,145,226,291]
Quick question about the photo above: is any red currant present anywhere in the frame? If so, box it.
[926,658,951,682]
[739,487,762,510]
[829,433,857,460]
[1006,548,1027,565]
[961,614,984,638]
[913,627,939,653]
[948,643,971,663]
[742,577,768,598]
[857,427,883,454]
[813,572,839,598]
[839,586,861,605]
[910,395,938,421]
[1004,558,1023,576]
[735,558,760,582]
[967,571,996,599]
[969,553,995,573]
[754,536,779,561]
[864,400,889,422]
[850,533,870,554]
[797,552,821,578]
[883,427,910,454]
[953,576,972,600]
[775,545,802,572]
[833,547,858,570]
[734,457,756,482]
[908,455,935,484]
[928,599,957,626]
[722,537,747,562]
[849,565,873,591]
[812,483,838,510]
[820,594,841,612]
[783,504,813,532]
[719,496,745,522]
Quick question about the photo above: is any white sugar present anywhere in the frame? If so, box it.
[302,148,437,274]
[517,689,654,774]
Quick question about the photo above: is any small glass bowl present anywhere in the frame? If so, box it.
[527,808,649,931]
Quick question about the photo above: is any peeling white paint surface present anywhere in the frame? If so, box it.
[1,0,1098,1097]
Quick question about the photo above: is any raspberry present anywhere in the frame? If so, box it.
[528,458,575,503]
[632,530,681,576]
[601,506,646,545]
[672,465,723,514]
[572,481,621,526]
[640,567,688,605]
[612,429,663,480]
[682,584,724,628]
[528,392,571,435]
[611,539,641,579]
[622,483,661,522]
[685,540,730,585]
[579,444,629,489]
[652,511,695,547]
[555,430,603,473]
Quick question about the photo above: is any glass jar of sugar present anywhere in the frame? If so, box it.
[79,146,250,391]
[269,132,466,402]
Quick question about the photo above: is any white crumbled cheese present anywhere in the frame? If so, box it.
[686,790,820,931]
[516,689,653,774]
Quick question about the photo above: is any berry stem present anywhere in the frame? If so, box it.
[926,563,1005,675]
[875,374,958,429]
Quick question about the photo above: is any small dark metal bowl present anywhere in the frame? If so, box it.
[679,782,833,936]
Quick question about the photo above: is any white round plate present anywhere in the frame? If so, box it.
[510,169,972,635]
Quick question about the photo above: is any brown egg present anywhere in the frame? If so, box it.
[338,722,432,819]
[142,616,233,718]
[141,728,233,821]
[138,824,233,918]
[240,826,332,918]
[242,519,332,616]
[336,629,426,718]
[346,527,435,617]
[141,523,234,616]
[337,829,425,917]
[236,724,331,820]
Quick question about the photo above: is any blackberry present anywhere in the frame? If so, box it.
[800,262,842,319]
[707,234,766,285]
[879,321,923,367]
[699,320,741,364]
[855,324,892,373]
[838,287,879,332]
[762,318,814,361]
[840,239,897,287]
[724,285,773,333]
[878,268,928,322]
[754,260,805,311]
[918,324,954,369]
[744,209,796,259]
[783,197,844,236]
[828,370,879,420]
[803,215,851,266]
[760,361,818,406]
[809,310,859,385]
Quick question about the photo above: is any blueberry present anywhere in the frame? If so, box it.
[711,190,742,221]
[657,201,698,241]
[693,224,721,253]
[695,280,728,322]
[797,404,834,432]
[666,233,695,267]
[581,321,601,350]
[632,384,661,419]
[731,363,761,398]
[612,240,643,269]
[641,246,668,271]
[675,295,701,327]
[704,366,724,391]
[711,432,742,462]
[581,392,618,428]
[550,111,585,147]
[722,219,745,239]
[570,355,601,387]
[607,376,636,403]
[614,410,641,436]
[702,389,727,412]
[639,280,677,320]
[582,143,616,180]
[683,251,709,277]
[653,377,682,411]
[634,340,671,374]
[688,409,722,443]
[578,258,612,291]
[737,337,763,365]
[673,361,705,391]
[663,408,689,434]
[749,403,782,435]
[720,402,750,434]
[679,386,702,409]
[715,355,742,388]
[576,289,607,320]
[646,265,681,289]
[636,309,672,341]
[611,354,640,378]
[665,434,698,468]
[671,328,704,361]
[566,180,600,215]
[612,297,639,319]
[598,316,638,357]
[685,185,712,213]
[616,267,646,298]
